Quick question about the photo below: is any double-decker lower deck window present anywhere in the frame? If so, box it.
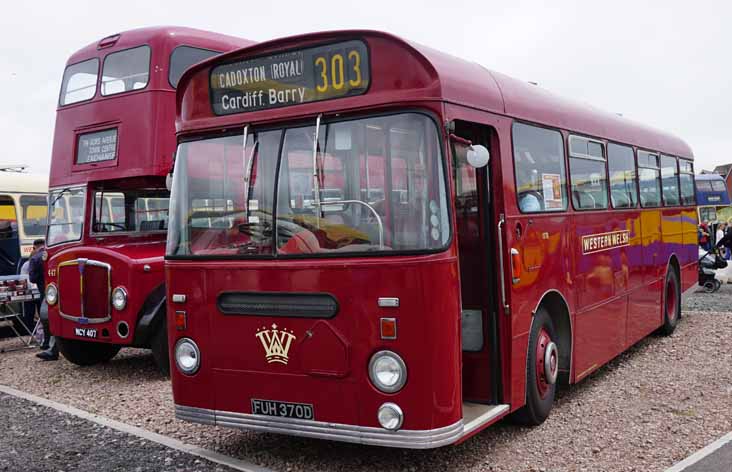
[47,187,85,246]
[167,113,449,257]
[512,123,567,213]
[92,189,169,233]
[637,151,661,207]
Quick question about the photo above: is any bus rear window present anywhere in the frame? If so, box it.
[169,46,220,88]
[101,46,151,96]
[59,58,99,106]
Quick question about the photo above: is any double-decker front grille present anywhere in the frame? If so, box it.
[58,258,112,324]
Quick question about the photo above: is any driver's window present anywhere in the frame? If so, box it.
[512,122,567,213]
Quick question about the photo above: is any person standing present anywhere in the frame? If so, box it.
[699,222,711,250]
[716,223,727,248]
[29,239,57,361]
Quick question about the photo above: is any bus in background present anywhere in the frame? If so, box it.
[167,31,697,447]
[0,167,48,273]
[44,27,253,374]
[695,173,731,225]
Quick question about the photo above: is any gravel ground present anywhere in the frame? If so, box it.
[0,392,237,472]
[0,286,730,472]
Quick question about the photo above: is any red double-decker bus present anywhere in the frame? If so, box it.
[44,27,252,373]
[166,30,697,447]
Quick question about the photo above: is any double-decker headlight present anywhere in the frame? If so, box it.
[45,283,58,306]
[111,287,127,311]
[175,338,201,375]
[368,350,407,393]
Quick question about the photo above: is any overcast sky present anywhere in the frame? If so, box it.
[1,0,730,174]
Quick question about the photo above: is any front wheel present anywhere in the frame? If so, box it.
[512,307,559,425]
[58,338,121,366]
[659,268,681,336]
[151,319,170,376]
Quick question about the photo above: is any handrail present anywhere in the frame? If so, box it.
[497,213,509,315]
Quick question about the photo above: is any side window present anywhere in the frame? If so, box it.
[569,136,608,210]
[637,151,661,207]
[679,160,695,205]
[607,143,637,208]
[101,45,151,96]
[512,122,567,213]
[660,155,680,206]
[169,46,221,88]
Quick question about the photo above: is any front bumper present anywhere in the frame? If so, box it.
[175,404,464,449]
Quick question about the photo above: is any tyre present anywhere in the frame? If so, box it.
[714,279,722,292]
[512,307,559,425]
[58,338,121,366]
[704,281,716,293]
[151,318,170,376]
[659,268,681,336]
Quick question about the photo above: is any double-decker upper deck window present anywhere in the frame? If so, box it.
[678,159,695,205]
[607,143,637,208]
[569,136,608,210]
[169,46,220,88]
[59,58,99,106]
[660,155,680,206]
[101,46,151,96]
[637,151,661,207]
[512,123,567,213]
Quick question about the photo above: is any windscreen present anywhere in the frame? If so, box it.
[47,187,85,246]
[19,195,48,238]
[92,189,169,233]
[167,113,449,257]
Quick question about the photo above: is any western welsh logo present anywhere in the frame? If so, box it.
[581,230,630,255]
[256,324,297,364]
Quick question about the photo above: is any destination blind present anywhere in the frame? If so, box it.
[210,40,370,115]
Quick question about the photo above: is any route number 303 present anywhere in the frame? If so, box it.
[314,50,363,93]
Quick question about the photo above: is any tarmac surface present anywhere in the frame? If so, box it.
[0,392,239,472]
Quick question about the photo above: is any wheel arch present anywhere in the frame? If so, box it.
[532,290,573,385]
[131,283,166,348]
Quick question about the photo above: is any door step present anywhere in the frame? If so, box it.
[462,402,510,435]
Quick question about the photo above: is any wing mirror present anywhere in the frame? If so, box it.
[467,144,490,168]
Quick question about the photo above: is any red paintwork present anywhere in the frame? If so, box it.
[169,30,697,445]
[46,27,253,347]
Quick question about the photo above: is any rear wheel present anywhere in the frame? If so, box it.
[151,319,170,376]
[659,267,681,335]
[512,307,558,425]
[58,338,121,366]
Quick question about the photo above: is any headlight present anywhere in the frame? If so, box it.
[111,287,127,311]
[45,283,58,306]
[175,338,200,375]
[368,350,407,393]
[377,402,404,431]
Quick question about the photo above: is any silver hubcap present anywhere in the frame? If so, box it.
[544,341,559,385]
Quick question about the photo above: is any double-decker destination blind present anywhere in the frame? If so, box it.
[210,40,370,115]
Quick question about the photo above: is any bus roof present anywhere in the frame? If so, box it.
[178,30,693,160]
[66,26,252,66]
[0,173,48,194]
[695,173,725,181]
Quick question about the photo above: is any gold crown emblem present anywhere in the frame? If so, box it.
[255,324,297,364]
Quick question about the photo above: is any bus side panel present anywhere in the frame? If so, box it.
[572,213,627,380]
[680,209,699,292]
[507,213,572,406]
[627,209,663,345]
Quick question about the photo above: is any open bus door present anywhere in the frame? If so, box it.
[450,121,503,414]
